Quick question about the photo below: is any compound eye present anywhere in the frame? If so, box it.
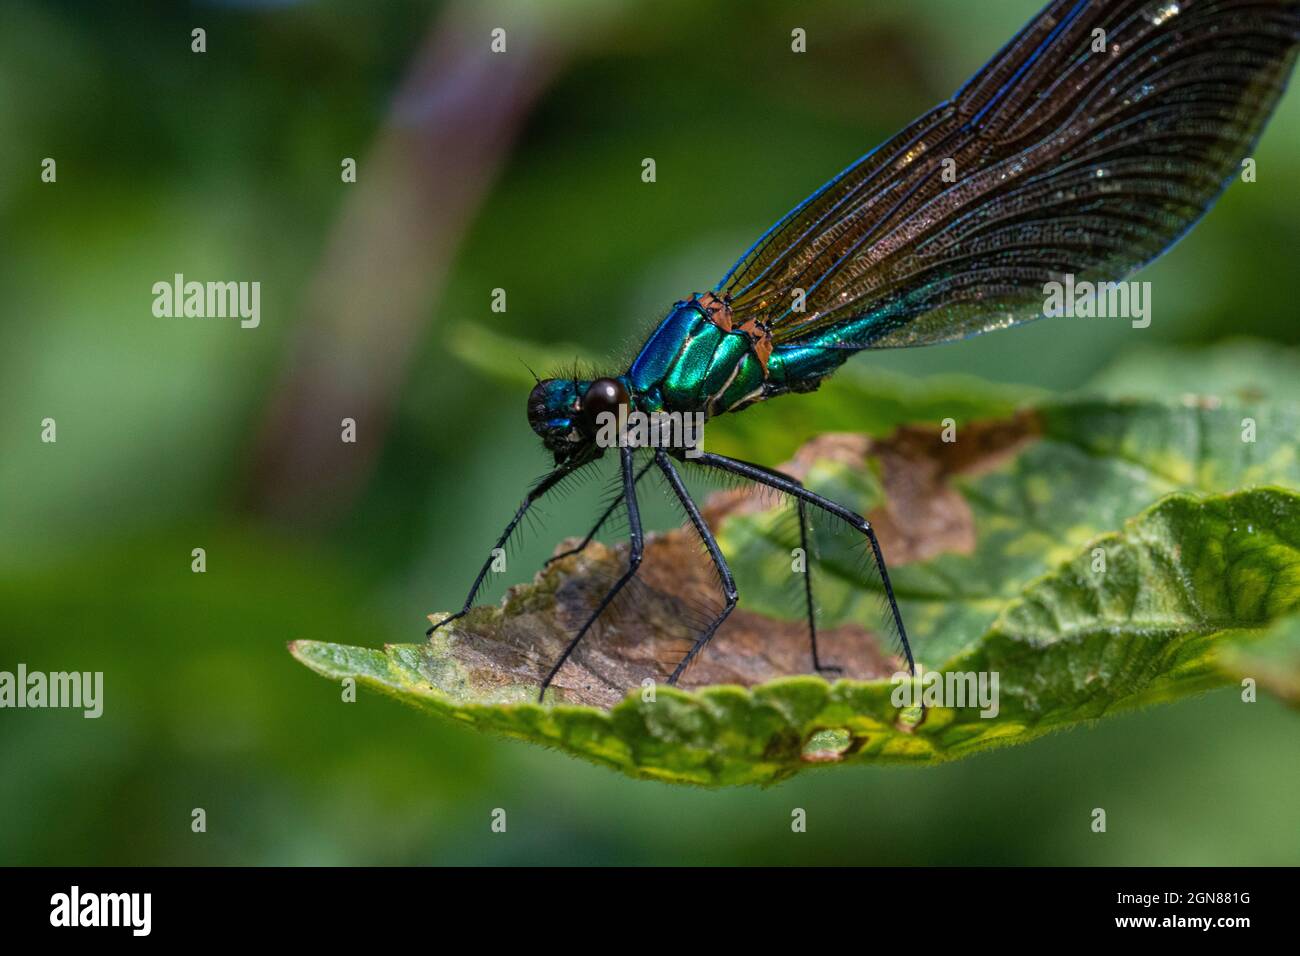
[581,378,629,430]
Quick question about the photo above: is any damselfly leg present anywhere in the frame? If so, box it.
[795,494,835,673]
[544,457,655,567]
[538,446,643,701]
[425,461,577,636]
[434,444,912,699]
[654,450,738,684]
[719,458,839,674]
[693,451,915,676]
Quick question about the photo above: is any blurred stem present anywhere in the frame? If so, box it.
[242,1,568,524]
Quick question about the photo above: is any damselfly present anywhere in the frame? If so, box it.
[430,0,1300,702]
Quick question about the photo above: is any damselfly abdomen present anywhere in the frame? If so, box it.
[431,0,1300,702]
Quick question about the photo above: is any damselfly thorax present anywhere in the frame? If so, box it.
[628,292,776,418]
[630,291,865,418]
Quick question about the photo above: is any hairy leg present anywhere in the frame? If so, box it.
[545,457,655,566]
[654,450,738,684]
[727,459,838,673]
[427,462,577,636]
[694,451,914,674]
[538,447,644,701]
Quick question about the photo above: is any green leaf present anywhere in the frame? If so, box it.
[294,342,1300,785]
[1216,614,1300,708]
[447,322,601,388]
[291,479,1300,786]
[1085,338,1300,405]
[720,395,1300,664]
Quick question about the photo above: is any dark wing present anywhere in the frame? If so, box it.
[716,0,1300,350]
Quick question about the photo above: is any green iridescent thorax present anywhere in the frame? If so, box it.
[626,299,770,418]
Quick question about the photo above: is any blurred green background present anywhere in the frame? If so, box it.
[2,0,1298,865]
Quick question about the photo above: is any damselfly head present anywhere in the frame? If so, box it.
[527,376,632,464]
[527,378,582,459]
